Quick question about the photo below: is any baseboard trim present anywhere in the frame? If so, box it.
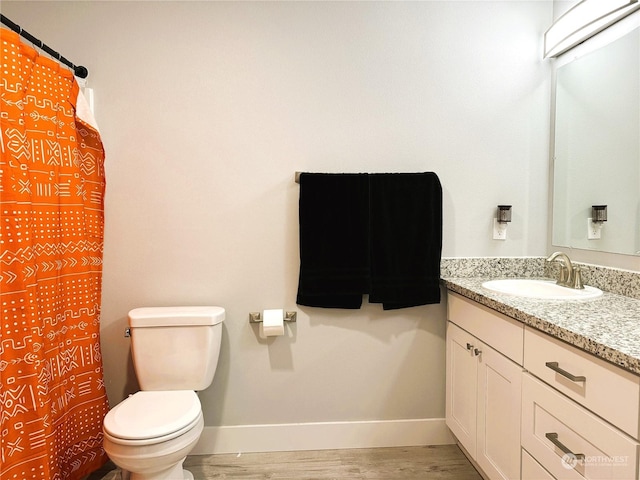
[192,418,455,455]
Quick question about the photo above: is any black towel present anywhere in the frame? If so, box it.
[296,173,370,308]
[296,172,442,310]
[368,173,442,309]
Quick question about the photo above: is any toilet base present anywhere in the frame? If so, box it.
[127,465,194,480]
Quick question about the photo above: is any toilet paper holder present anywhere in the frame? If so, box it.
[249,311,297,323]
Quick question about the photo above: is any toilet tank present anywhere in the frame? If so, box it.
[128,306,225,391]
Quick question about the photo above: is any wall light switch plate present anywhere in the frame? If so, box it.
[493,218,507,240]
[587,218,601,239]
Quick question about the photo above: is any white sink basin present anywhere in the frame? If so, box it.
[481,279,603,300]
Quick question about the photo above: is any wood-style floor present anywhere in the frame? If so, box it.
[89,445,482,479]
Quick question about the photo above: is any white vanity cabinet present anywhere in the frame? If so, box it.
[521,327,640,480]
[446,292,524,480]
[445,289,640,480]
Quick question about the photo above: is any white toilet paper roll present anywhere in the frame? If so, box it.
[262,309,285,337]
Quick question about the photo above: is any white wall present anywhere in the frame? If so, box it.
[3,0,553,446]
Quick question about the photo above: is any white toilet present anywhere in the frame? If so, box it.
[103,306,225,480]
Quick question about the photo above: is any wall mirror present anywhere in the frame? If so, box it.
[551,25,640,256]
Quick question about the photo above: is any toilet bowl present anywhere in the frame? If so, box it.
[103,390,204,480]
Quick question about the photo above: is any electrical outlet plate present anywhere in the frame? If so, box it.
[587,218,601,239]
[493,218,507,240]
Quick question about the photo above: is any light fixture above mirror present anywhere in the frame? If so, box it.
[544,0,640,58]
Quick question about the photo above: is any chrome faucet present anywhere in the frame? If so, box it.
[546,252,584,289]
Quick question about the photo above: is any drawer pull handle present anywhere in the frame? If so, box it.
[545,362,586,382]
[466,343,474,351]
[545,432,585,461]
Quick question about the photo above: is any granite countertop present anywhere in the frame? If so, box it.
[442,276,640,376]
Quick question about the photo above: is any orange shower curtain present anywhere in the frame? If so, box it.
[1,29,109,479]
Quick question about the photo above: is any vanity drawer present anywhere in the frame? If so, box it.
[522,448,555,480]
[522,373,639,480]
[524,327,640,438]
[447,292,523,364]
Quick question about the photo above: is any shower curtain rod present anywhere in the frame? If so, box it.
[1,14,88,79]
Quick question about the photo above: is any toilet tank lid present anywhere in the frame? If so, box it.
[128,306,225,327]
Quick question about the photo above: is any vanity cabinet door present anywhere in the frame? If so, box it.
[446,321,522,480]
[477,342,522,480]
[446,321,478,458]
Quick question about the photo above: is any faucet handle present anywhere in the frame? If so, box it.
[572,267,584,289]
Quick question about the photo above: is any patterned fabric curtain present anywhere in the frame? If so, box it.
[1,29,109,479]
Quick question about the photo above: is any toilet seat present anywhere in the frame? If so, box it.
[104,390,202,445]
